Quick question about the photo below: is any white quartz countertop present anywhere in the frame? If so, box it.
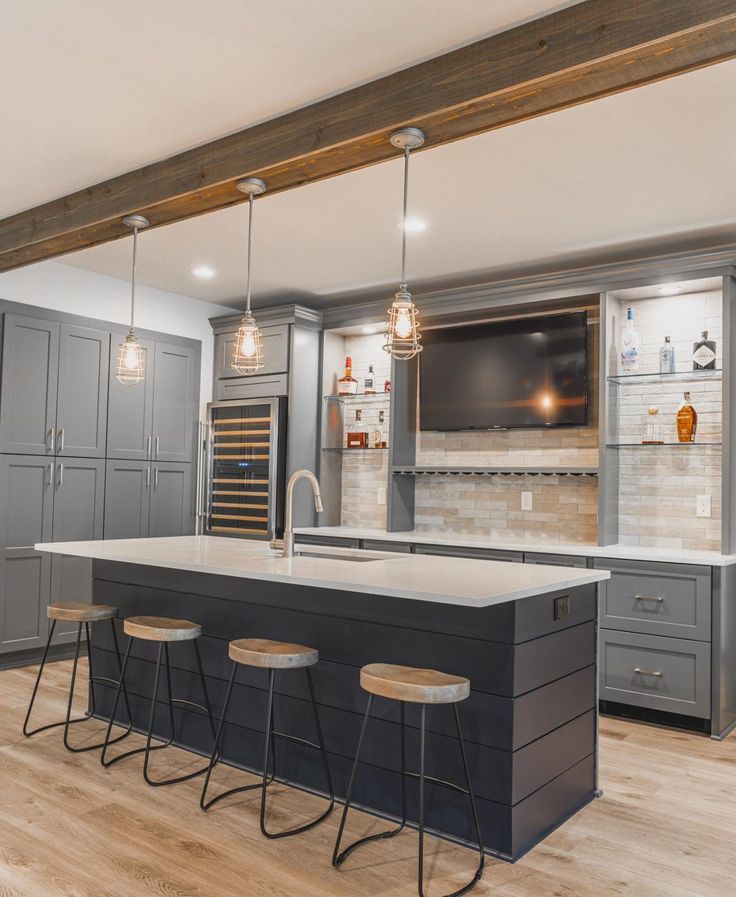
[34,536,609,608]
[294,526,736,567]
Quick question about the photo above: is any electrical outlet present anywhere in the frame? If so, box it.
[521,491,533,511]
[554,595,571,621]
[696,494,711,518]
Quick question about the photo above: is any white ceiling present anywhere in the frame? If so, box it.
[5,1,736,310]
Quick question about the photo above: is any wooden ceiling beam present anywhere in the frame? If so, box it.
[2,0,736,271]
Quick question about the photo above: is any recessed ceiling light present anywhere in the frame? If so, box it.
[191,265,216,279]
[658,285,681,296]
[362,326,378,335]
[399,216,427,233]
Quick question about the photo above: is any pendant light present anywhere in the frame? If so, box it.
[115,215,149,386]
[383,127,425,361]
[232,177,267,375]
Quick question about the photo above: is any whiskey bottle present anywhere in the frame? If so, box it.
[620,307,641,373]
[642,406,663,445]
[658,336,676,374]
[346,409,368,448]
[692,331,716,370]
[364,364,376,395]
[337,356,358,395]
[676,392,697,443]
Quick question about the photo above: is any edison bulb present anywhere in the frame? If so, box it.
[540,393,553,410]
[124,345,138,370]
[239,331,257,358]
[394,309,413,339]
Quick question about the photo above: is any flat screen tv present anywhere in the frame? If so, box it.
[419,311,588,431]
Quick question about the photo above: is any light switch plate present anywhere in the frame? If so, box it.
[696,494,711,518]
[521,491,533,511]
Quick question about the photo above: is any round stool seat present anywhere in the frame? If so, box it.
[360,663,470,705]
[47,601,117,623]
[123,616,201,642]
[229,638,318,669]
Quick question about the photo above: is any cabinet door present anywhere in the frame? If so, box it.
[0,456,54,652]
[107,337,155,460]
[0,314,59,455]
[56,324,110,457]
[214,325,289,379]
[149,462,193,537]
[104,461,150,540]
[50,459,105,644]
[151,342,197,463]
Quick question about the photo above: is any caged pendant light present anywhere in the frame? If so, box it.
[232,177,267,375]
[115,215,149,386]
[383,127,425,361]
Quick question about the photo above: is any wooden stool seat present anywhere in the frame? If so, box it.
[123,616,202,642]
[360,663,470,705]
[229,638,319,669]
[47,601,117,623]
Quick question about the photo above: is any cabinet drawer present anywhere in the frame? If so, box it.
[215,325,289,379]
[414,544,523,562]
[361,539,412,553]
[215,373,288,401]
[524,552,588,568]
[599,630,710,718]
[294,535,360,549]
[595,559,711,640]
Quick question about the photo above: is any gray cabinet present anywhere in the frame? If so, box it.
[214,324,289,380]
[56,324,110,458]
[0,314,59,455]
[524,552,588,568]
[414,543,524,563]
[106,338,155,460]
[49,458,105,645]
[152,342,197,463]
[215,373,289,402]
[104,460,193,539]
[0,456,53,652]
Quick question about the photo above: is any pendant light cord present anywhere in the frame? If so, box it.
[129,225,138,331]
[400,145,410,289]
[245,193,254,315]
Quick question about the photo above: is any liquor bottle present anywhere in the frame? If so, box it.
[364,364,376,395]
[676,392,697,443]
[642,406,663,445]
[337,356,358,395]
[346,409,368,448]
[620,307,641,373]
[384,379,392,393]
[658,336,676,374]
[372,409,386,448]
[692,331,716,370]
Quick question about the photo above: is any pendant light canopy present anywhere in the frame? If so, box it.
[115,215,149,386]
[232,177,267,375]
[383,127,424,361]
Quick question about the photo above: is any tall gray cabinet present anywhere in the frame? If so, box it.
[0,301,201,664]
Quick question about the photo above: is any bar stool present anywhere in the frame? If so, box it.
[200,637,334,838]
[23,601,133,752]
[332,663,484,897]
[101,615,217,786]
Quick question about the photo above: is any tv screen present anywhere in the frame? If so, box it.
[419,311,588,431]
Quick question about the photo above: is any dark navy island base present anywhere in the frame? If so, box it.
[89,560,598,861]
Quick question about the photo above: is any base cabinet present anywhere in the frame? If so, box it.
[105,460,193,540]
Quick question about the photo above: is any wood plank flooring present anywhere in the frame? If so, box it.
[0,659,734,897]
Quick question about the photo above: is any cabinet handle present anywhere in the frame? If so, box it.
[46,464,53,488]
[154,436,160,458]
[154,467,159,490]
[57,462,64,487]
[146,468,151,490]
[46,428,54,453]
[634,667,663,677]
[146,435,152,458]
[634,594,664,603]
[57,428,65,453]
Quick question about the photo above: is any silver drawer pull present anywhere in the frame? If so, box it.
[634,594,664,603]
[634,667,663,677]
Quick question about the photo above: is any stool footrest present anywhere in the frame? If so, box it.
[404,769,470,796]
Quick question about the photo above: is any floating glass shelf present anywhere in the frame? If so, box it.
[607,369,721,386]
[392,465,598,477]
[606,441,722,448]
[322,447,389,453]
[324,392,391,403]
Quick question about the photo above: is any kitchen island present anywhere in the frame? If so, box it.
[35,535,609,861]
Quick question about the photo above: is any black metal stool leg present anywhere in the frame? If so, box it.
[333,695,408,867]
[23,620,61,737]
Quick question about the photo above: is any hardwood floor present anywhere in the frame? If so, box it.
[1,659,734,897]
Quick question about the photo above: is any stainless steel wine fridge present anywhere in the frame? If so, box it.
[196,397,287,539]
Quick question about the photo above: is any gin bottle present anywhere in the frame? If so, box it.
[620,307,640,373]
[692,331,716,371]
[658,336,675,374]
